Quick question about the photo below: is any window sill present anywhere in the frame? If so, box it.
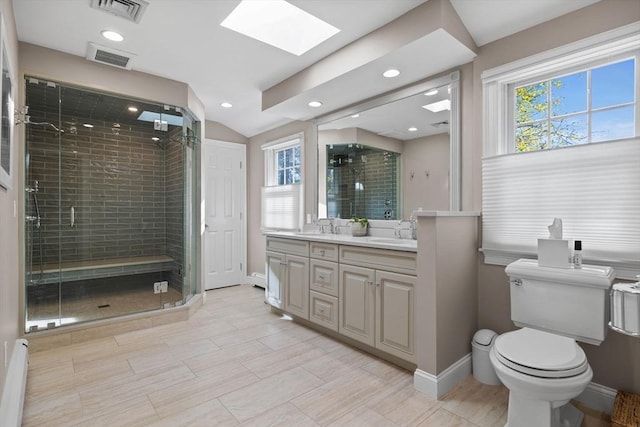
[481,248,638,281]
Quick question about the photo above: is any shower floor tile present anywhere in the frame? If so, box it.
[26,273,183,329]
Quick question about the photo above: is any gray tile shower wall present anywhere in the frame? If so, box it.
[26,112,179,267]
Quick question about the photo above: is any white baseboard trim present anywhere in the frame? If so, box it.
[414,353,472,399]
[413,354,617,414]
[575,382,617,415]
[247,273,265,288]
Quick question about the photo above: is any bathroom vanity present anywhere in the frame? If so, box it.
[265,211,480,388]
[266,233,418,363]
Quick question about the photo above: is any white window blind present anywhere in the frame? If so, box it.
[261,183,303,231]
[482,138,640,278]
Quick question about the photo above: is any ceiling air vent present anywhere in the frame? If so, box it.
[430,120,449,129]
[86,42,136,70]
[90,0,149,23]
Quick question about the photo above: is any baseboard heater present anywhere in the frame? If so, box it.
[0,339,29,427]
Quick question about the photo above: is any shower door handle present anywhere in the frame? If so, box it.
[70,206,75,228]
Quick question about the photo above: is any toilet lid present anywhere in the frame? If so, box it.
[494,328,588,378]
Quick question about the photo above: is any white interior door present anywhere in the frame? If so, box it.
[203,139,246,290]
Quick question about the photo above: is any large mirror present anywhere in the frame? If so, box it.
[316,71,460,220]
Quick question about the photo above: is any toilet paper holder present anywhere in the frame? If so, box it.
[609,280,640,338]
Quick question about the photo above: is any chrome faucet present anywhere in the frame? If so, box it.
[396,218,417,240]
[317,218,335,234]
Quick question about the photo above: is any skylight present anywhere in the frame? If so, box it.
[220,0,340,56]
[137,111,183,126]
[422,99,451,113]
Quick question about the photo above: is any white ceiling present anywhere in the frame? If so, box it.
[13,0,600,138]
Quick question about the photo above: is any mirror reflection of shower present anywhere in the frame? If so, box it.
[326,143,399,220]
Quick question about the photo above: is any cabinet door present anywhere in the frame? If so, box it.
[339,264,375,346]
[284,254,310,319]
[310,259,339,297]
[376,270,415,362]
[265,251,285,309]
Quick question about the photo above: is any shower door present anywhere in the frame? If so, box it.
[24,78,195,332]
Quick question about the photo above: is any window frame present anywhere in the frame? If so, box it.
[261,133,304,232]
[262,134,303,187]
[482,24,640,158]
[507,54,638,151]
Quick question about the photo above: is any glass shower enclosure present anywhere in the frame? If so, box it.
[23,77,199,332]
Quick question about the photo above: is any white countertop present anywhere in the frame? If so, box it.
[412,210,481,217]
[265,231,417,252]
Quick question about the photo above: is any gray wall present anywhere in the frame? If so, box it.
[402,133,449,214]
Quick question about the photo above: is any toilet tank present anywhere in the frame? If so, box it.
[505,259,615,345]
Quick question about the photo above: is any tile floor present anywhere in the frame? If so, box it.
[23,284,612,426]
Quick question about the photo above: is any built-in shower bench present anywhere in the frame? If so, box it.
[32,255,175,285]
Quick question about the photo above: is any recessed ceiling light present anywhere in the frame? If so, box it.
[83,123,94,128]
[308,101,323,108]
[101,30,124,42]
[128,106,138,112]
[152,137,160,142]
[221,102,233,108]
[424,89,438,96]
[221,0,340,56]
[422,99,451,113]
[351,114,360,118]
[408,127,418,132]
[383,69,400,78]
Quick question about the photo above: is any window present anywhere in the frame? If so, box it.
[261,134,304,231]
[482,25,640,279]
[513,57,636,151]
[275,145,301,185]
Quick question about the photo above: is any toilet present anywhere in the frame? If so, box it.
[490,259,615,427]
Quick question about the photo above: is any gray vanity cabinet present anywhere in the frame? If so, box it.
[309,242,340,331]
[338,246,416,363]
[266,235,416,363]
[339,264,376,346]
[265,237,310,318]
[375,270,415,361]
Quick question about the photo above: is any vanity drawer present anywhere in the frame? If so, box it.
[266,237,309,257]
[310,259,339,297]
[309,291,339,332]
[310,242,339,261]
[339,245,416,275]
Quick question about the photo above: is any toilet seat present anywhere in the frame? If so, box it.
[494,328,589,379]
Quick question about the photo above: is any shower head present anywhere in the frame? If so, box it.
[16,117,65,134]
